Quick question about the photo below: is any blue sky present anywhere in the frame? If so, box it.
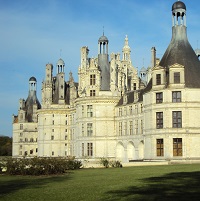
[0,0,200,137]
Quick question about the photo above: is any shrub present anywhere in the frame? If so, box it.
[100,158,123,168]
[109,160,123,168]
[4,157,82,175]
[100,158,110,168]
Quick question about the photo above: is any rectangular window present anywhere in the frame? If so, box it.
[20,124,23,130]
[129,106,133,115]
[65,135,67,140]
[124,122,127,135]
[135,120,138,134]
[173,138,182,156]
[172,91,181,102]
[174,72,180,83]
[172,111,182,128]
[87,105,93,117]
[90,74,96,85]
[82,124,84,136]
[51,135,54,140]
[87,143,93,157]
[133,83,137,90]
[119,108,122,116]
[82,106,84,117]
[156,74,161,85]
[52,151,54,156]
[156,112,163,129]
[119,122,122,136]
[87,123,93,136]
[156,92,163,103]
[90,90,95,96]
[141,120,143,134]
[124,107,127,116]
[82,143,84,157]
[157,139,164,156]
[140,104,143,113]
[52,120,54,125]
[129,121,133,135]
[135,105,138,114]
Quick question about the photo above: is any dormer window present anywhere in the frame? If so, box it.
[156,74,161,85]
[174,72,180,83]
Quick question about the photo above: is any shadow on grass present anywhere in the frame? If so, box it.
[106,171,200,201]
[0,172,73,197]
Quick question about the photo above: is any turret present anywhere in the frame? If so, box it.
[158,1,200,88]
[25,77,41,122]
[122,35,131,61]
[98,33,110,91]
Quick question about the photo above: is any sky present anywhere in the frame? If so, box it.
[0,0,200,137]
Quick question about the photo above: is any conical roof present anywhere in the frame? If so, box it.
[159,25,200,88]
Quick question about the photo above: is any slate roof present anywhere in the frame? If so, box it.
[159,26,200,88]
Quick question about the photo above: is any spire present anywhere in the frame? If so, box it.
[122,35,131,61]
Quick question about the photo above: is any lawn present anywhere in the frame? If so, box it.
[0,164,200,201]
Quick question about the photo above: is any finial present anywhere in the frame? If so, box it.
[60,49,62,58]
[103,26,104,36]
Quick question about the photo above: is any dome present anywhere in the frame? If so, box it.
[29,77,37,82]
[140,67,146,72]
[98,35,108,42]
[172,1,186,11]
[57,58,65,66]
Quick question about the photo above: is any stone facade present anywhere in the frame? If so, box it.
[13,1,200,163]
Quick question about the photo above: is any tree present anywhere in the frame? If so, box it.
[0,136,12,156]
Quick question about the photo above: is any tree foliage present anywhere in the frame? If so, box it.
[0,136,12,156]
[1,157,82,175]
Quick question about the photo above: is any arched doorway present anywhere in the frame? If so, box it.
[127,141,136,160]
[116,142,125,161]
[138,140,144,160]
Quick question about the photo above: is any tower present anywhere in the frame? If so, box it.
[122,35,131,61]
[42,63,53,107]
[159,0,200,87]
[25,77,41,122]
[98,33,110,91]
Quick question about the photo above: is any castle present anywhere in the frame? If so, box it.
[13,1,200,163]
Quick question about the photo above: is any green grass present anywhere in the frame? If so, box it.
[0,164,200,201]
